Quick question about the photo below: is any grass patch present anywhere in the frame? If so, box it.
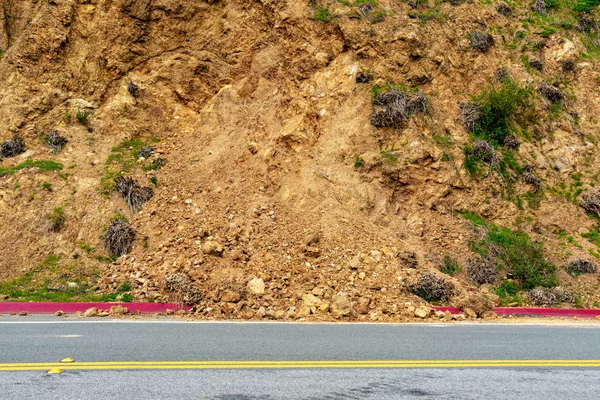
[101,136,160,195]
[0,255,128,302]
[353,154,364,168]
[313,6,332,22]
[49,207,66,232]
[0,160,63,177]
[460,212,557,290]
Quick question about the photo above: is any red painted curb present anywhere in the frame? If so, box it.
[434,306,600,319]
[0,302,190,314]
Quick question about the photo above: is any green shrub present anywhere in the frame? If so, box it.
[353,155,364,168]
[314,7,331,22]
[573,0,600,13]
[440,256,461,276]
[471,81,533,145]
[460,212,557,290]
[75,110,91,126]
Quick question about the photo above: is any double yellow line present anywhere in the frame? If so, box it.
[2,360,600,371]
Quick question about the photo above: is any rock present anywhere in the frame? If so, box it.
[356,297,370,315]
[318,302,330,312]
[97,311,110,317]
[18,311,28,316]
[257,307,266,317]
[166,309,175,315]
[55,310,64,316]
[109,305,129,315]
[331,292,355,318]
[414,307,430,319]
[83,307,99,318]
[297,306,311,317]
[302,293,322,308]
[201,240,224,256]
[304,246,321,257]
[463,308,478,319]
[459,294,494,317]
[303,233,320,246]
[443,311,453,321]
[311,287,324,297]
[0,294,8,301]
[221,290,241,303]
[247,278,265,295]
[358,272,366,280]
[434,310,445,318]
[480,310,498,319]
[452,313,466,321]
[349,256,360,270]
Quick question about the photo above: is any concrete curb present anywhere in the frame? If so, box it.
[434,306,600,319]
[0,302,190,314]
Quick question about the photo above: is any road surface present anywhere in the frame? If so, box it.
[1,316,600,399]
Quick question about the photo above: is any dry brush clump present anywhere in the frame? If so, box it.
[578,189,600,217]
[356,71,373,83]
[529,58,543,70]
[469,31,494,52]
[527,287,575,306]
[406,92,428,115]
[164,273,202,305]
[115,176,153,213]
[532,0,546,14]
[0,136,26,159]
[127,81,139,97]
[371,89,406,128]
[104,220,136,257]
[566,258,598,276]
[44,131,68,153]
[465,259,498,285]
[496,2,512,15]
[562,59,575,72]
[138,146,154,158]
[371,90,428,128]
[495,67,510,82]
[412,272,454,302]
[522,164,542,190]
[472,140,499,167]
[503,135,520,150]
[460,102,481,133]
[539,81,565,104]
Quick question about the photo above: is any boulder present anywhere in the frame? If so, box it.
[247,278,265,295]
[331,292,355,318]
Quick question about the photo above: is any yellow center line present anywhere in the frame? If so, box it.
[1,360,600,371]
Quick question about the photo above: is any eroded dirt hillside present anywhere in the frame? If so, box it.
[1,0,600,321]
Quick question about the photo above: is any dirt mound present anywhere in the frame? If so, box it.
[1,0,600,321]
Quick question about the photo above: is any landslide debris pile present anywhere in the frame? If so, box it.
[1,0,600,321]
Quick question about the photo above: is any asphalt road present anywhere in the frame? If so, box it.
[1,316,600,399]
